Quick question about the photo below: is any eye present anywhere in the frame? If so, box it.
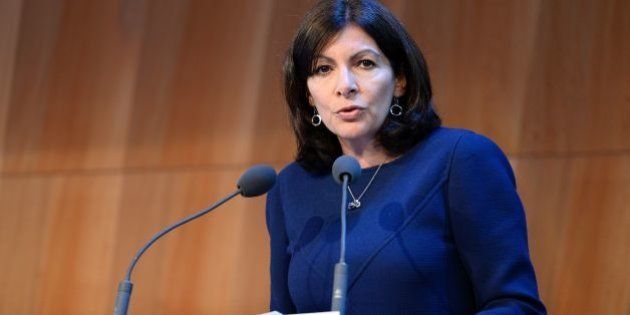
[313,65,332,75]
[358,59,376,69]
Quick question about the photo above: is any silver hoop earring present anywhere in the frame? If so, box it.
[311,109,322,126]
[390,98,403,117]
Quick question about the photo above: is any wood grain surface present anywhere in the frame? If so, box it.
[0,0,628,314]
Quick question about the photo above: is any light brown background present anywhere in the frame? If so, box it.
[0,0,628,314]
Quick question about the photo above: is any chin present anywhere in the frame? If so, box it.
[331,126,375,143]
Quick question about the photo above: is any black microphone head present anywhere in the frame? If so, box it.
[332,155,361,185]
[237,165,277,197]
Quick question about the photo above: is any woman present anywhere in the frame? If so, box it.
[266,0,546,314]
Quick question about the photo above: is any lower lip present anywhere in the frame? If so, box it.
[337,108,363,121]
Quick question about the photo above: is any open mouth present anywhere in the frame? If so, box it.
[337,106,364,120]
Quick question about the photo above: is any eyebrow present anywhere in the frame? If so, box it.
[315,48,383,63]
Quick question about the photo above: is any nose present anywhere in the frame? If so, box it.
[335,67,358,97]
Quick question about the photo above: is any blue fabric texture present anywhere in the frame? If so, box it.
[266,128,546,314]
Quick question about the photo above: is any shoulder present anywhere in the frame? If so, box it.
[419,127,507,161]
[271,161,325,196]
[400,127,500,167]
[266,163,307,224]
[405,127,482,155]
[443,128,516,186]
[424,127,497,151]
[452,129,505,158]
[276,161,315,185]
[448,129,511,167]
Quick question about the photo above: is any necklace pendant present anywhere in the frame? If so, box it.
[348,200,361,210]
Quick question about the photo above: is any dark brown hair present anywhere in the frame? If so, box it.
[284,0,441,173]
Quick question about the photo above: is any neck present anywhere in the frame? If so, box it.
[338,137,391,168]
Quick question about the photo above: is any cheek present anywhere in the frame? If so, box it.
[375,71,397,93]
[365,75,396,107]
[306,80,327,108]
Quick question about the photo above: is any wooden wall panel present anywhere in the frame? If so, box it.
[109,169,268,315]
[35,175,122,314]
[0,0,23,168]
[556,157,630,314]
[124,0,275,168]
[248,0,313,164]
[403,0,630,155]
[0,169,269,315]
[518,0,630,154]
[0,174,123,314]
[515,156,630,315]
[401,0,542,154]
[2,0,143,172]
[0,0,628,314]
[0,176,50,315]
[509,157,570,308]
[1,0,63,172]
[122,0,193,168]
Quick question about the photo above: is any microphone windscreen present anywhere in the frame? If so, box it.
[332,155,361,185]
[237,165,277,197]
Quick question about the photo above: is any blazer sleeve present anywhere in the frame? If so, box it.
[447,133,547,314]
[265,181,297,313]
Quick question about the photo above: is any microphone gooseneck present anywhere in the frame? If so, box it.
[330,156,361,315]
[113,165,276,315]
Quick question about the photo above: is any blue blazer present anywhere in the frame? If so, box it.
[266,128,546,314]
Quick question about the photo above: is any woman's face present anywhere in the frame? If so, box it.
[307,24,405,147]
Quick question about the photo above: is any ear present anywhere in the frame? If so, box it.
[393,75,407,97]
[308,93,315,107]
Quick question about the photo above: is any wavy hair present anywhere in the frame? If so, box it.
[284,0,441,173]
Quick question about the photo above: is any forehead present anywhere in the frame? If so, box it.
[318,24,382,57]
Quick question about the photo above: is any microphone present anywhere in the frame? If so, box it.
[332,155,361,184]
[113,165,276,315]
[237,164,277,197]
[330,155,361,315]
